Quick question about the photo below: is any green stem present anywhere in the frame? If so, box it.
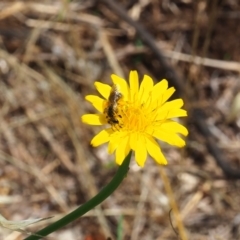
[24,151,132,240]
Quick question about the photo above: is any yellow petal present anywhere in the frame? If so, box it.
[151,79,168,103]
[129,132,138,151]
[163,99,183,109]
[167,109,188,119]
[129,71,139,102]
[156,113,187,122]
[153,130,186,147]
[146,136,167,165]
[115,135,131,165]
[91,129,113,147]
[156,99,187,121]
[85,95,105,113]
[94,82,111,99]
[81,114,106,125]
[160,121,189,136]
[135,135,147,167]
[156,99,184,118]
[139,74,153,104]
[108,131,125,154]
[111,74,129,101]
[162,87,175,104]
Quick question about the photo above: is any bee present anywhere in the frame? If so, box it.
[104,84,122,125]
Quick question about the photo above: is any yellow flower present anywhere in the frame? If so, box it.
[82,71,188,167]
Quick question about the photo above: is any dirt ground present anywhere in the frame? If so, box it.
[0,0,240,240]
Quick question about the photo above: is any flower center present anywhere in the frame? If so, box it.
[105,99,155,133]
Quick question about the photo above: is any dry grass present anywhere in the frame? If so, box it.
[0,1,240,239]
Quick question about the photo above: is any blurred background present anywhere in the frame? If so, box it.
[0,0,240,239]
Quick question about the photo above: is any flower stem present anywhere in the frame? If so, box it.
[24,151,132,240]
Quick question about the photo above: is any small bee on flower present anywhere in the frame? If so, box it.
[104,84,123,125]
[82,71,188,167]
